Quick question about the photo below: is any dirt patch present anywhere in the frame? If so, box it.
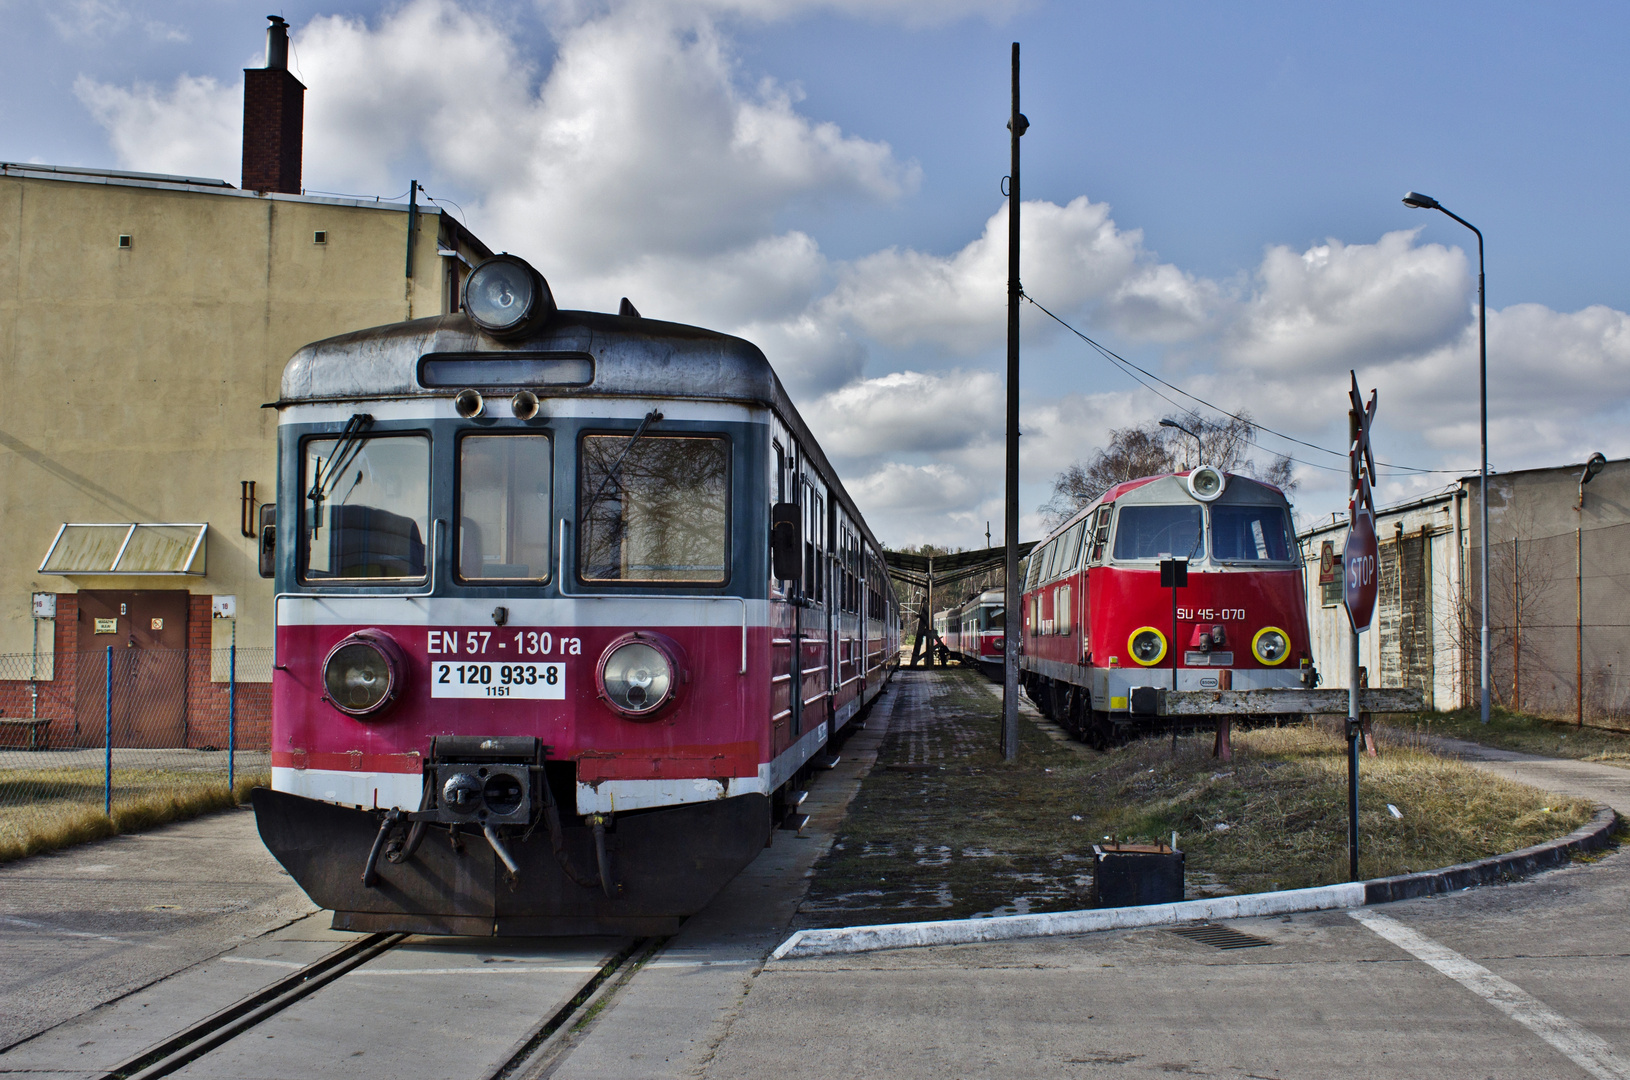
[797,668,1595,927]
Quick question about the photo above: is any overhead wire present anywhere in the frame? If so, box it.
[1020,291,1467,477]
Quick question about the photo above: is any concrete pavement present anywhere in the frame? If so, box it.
[697,733,1630,1079]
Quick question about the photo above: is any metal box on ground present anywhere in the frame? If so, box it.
[1091,842,1184,907]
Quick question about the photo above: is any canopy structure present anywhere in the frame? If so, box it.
[885,542,1035,667]
[38,523,208,575]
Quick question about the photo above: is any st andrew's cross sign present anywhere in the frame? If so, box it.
[1343,373,1379,633]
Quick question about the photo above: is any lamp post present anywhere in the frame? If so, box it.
[1403,191,1490,724]
[1576,452,1607,726]
[1159,418,1204,469]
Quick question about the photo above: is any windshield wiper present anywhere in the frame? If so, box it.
[307,413,375,539]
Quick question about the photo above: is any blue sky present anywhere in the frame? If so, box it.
[6,0,1628,547]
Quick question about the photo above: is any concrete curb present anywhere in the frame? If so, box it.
[770,806,1619,960]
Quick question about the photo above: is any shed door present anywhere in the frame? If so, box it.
[75,590,189,748]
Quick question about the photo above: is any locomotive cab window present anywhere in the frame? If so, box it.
[301,434,430,581]
[458,435,552,582]
[1210,505,1295,564]
[1112,504,1203,562]
[579,433,729,583]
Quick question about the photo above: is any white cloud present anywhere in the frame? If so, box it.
[803,369,1002,458]
[822,196,1216,353]
[73,73,238,179]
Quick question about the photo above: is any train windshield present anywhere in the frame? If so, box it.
[1210,504,1295,563]
[458,435,552,581]
[578,434,730,583]
[1112,504,1203,561]
[302,435,430,580]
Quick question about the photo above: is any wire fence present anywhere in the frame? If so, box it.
[0,648,273,852]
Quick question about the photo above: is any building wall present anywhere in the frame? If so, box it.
[1468,459,1630,720]
[1300,457,1630,722]
[1302,493,1466,710]
[0,168,487,674]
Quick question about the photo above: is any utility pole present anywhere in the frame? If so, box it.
[1002,42,1027,763]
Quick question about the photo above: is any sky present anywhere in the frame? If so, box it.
[5,0,1629,549]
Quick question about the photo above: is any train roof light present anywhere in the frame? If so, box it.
[463,254,557,338]
[1187,466,1226,502]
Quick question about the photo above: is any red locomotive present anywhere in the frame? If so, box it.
[1019,466,1312,748]
[251,253,899,936]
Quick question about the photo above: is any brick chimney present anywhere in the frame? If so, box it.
[241,16,305,194]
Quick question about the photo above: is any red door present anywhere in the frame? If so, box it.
[75,590,189,748]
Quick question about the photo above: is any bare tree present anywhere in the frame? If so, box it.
[1040,410,1297,527]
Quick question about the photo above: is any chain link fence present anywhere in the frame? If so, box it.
[0,647,272,856]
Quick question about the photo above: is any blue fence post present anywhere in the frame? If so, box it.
[227,641,237,795]
[104,645,113,817]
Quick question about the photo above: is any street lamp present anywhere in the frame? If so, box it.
[1159,418,1204,469]
[1404,190,1491,724]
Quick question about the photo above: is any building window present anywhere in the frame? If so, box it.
[117,234,132,249]
[1321,579,1342,607]
[313,230,328,244]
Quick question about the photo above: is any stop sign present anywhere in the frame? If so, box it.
[1343,509,1379,631]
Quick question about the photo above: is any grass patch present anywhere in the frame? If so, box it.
[799,669,1594,927]
[1386,707,1630,769]
[0,772,268,864]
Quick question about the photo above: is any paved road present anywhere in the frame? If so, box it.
[696,716,1630,1080]
[0,805,316,1052]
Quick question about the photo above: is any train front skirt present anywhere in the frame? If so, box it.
[252,787,772,936]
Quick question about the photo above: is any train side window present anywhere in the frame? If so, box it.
[1088,505,1112,564]
[457,434,552,582]
[1059,520,1085,573]
[301,433,430,581]
[579,433,729,583]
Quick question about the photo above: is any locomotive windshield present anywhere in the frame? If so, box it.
[458,434,553,581]
[1112,504,1203,561]
[1211,504,1294,563]
[578,434,729,583]
[302,434,430,580]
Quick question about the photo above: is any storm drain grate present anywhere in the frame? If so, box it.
[1167,924,1273,950]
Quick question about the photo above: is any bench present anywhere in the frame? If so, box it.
[0,717,52,750]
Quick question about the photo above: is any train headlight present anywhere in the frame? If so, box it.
[462,254,557,338]
[596,632,686,720]
[322,630,406,718]
[1128,626,1167,667]
[1187,466,1227,502]
[1252,626,1290,666]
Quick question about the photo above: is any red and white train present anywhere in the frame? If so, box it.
[251,254,899,936]
[1019,467,1313,748]
[934,589,1006,680]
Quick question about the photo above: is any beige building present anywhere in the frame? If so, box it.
[0,19,492,746]
[1300,456,1630,723]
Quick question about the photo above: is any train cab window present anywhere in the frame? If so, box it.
[579,434,729,583]
[458,435,552,581]
[1112,504,1203,562]
[1210,505,1295,563]
[1058,520,1086,574]
[301,434,430,581]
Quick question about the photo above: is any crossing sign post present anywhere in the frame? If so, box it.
[1344,372,1378,882]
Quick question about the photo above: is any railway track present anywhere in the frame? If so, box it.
[95,932,657,1080]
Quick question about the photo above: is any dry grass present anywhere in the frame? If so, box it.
[1388,707,1630,770]
[799,668,1596,926]
[0,773,267,864]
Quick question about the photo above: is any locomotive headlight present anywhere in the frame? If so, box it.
[321,630,406,718]
[1187,466,1227,502]
[1128,626,1167,667]
[596,632,685,720]
[462,254,557,338]
[1252,626,1290,666]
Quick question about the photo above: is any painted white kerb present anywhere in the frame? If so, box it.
[771,881,1366,959]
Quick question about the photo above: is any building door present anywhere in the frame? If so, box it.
[75,590,189,748]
